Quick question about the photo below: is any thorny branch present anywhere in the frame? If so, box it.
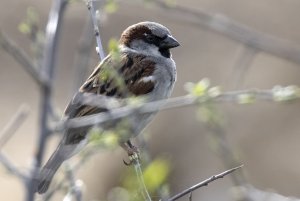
[165,165,243,201]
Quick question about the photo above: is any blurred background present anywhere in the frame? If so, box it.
[1,0,300,200]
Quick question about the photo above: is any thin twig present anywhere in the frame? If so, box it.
[230,46,257,89]
[87,0,106,60]
[0,153,27,182]
[165,165,243,201]
[0,30,48,86]
[52,88,294,131]
[0,104,30,149]
[72,16,94,94]
[133,159,152,201]
[189,192,192,201]
[64,163,82,201]
[43,179,67,201]
[27,0,68,200]
[205,123,250,197]
[43,150,95,201]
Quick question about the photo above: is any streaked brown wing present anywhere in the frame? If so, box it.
[63,53,156,144]
[79,53,156,97]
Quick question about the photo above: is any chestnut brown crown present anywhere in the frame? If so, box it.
[119,21,180,52]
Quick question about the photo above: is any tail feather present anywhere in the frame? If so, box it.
[35,150,64,194]
[34,138,88,194]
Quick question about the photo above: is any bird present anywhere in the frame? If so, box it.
[35,21,180,194]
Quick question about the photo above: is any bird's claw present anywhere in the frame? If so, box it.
[123,152,139,166]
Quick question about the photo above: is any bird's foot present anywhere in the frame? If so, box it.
[121,140,140,166]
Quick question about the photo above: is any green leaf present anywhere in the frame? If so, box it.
[143,158,170,193]
[185,78,211,97]
[18,22,30,34]
[108,38,119,52]
[237,93,255,104]
[208,86,221,97]
[88,127,119,148]
[197,103,222,124]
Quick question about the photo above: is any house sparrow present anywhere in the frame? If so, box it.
[35,21,179,194]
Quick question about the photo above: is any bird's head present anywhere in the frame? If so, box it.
[119,21,180,58]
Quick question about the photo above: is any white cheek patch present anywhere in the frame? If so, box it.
[139,75,155,83]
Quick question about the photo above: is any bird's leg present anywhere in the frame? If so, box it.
[121,140,140,166]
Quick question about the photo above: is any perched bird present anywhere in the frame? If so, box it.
[35,21,180,194]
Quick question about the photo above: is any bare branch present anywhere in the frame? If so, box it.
[72,16,94,93]
[133,158,152,201]
[189,192,192,201]
[43,179,67,201]
[204,123,250,195]
[35,0,67,167]
[144,0,300,65]
[165,165,243,201]
[230,46,257,89]
[27,0,68,200]
[0,153,27,182]
[87,0,106,60]
[64,163,82,201]
[0,104,30,150]
[0,30,48,86]
[53,87,294,131]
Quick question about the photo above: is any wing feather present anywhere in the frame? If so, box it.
[63,53,156,144]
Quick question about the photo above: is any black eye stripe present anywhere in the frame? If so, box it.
[144,33,167,45]
[161,35,168,40]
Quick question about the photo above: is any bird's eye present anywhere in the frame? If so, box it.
[145,34,156,43]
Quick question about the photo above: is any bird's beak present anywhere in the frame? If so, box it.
[160,35,180,49]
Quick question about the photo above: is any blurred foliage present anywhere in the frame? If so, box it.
[197,103,223,125]
[107,187,130,201]
[18,6,44,65]
[88,118,137,150]
[237,93,256,104]
[125,96,147,107]
[97,38,126,93]
[88,127,119,149]
[272,85,300,102]
[121,157,171,201]
[185,78,221,98]
[108,38,121,61]
[18,7,40,38]
[185,78,223,124]
[143,158,170,192]
[162,0,177,7]
[142,0,177,8]
[104,0,119,13]
[185,78,211,97]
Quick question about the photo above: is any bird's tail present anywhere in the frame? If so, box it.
[35,150,64,194]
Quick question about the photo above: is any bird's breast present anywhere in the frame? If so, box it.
[149,58,176,101]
